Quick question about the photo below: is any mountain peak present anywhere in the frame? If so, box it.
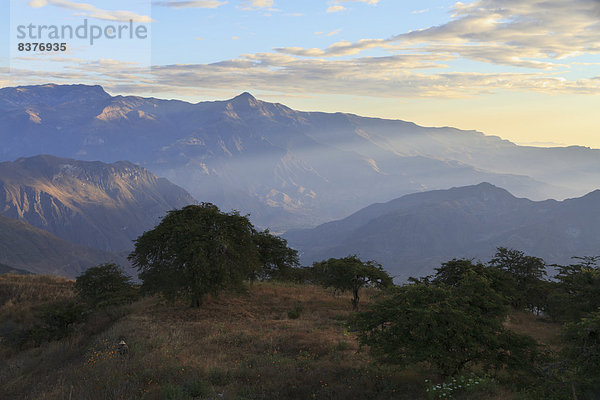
[228,92,259,107]
[233,92,256,101]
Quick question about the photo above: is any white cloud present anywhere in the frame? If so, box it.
[28,0,48,7]
[10,49,600,102]
[276,39,393,57]
[11,0,600,101]
[153,1,226,8]
[291,0,600,70]
[326,5,345,13]
[28,0,153,22]
[336,0,379,4]
[328,0,379,10]
[241,0,274,8]
[393,0,600,67]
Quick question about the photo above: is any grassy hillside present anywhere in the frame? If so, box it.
[0,275,561,400]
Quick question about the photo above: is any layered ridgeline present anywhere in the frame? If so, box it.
[0,214,123,277]
[0,155,196,252]
[285,183,600,280]
[2,84,599,230]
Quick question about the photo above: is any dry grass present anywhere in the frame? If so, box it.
[504,311,563,350]
[1,281,427,399]
[0,278,561,400]
[0,274,74,325]
[0,273,74,304]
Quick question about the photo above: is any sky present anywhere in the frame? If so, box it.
[2,0,600,148]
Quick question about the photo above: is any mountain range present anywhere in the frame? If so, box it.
[284,183,600,280]
[2,84,599,230]
[0,155,196,253]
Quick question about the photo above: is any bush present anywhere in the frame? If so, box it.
[74,263,137,309]
[186,379,212,398]
[352,268,538,377]
[287,304,303,319]
[562,310,600,397]
[15,300,87,347]
[207,367,233,386]
[161,384,190,400]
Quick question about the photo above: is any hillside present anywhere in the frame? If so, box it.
[3,84,599,230]
[0,155,196,252]
[285,183,600,280]
[0,275,559,400]
[0,263,31,275]
[0,214,124,277]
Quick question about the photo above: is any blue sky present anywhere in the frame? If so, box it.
[3,0,600,147]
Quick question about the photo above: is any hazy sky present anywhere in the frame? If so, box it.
[2,0,600,148]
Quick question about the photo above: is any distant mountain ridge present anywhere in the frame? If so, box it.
[0,214,123,277]
[0,155,196,252]
[284,183,600,280]
[1,83,599,230]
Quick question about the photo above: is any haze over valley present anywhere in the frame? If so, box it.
[0,84,599,278]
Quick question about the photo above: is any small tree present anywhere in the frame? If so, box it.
[253,229,299,281]
[489,247,547,311]
[129,204,261,307]
[547,256,600,322]
[74,263,136,308]
[308,255,393,309]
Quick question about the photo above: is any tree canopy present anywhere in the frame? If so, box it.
[352,258,538,377]
[489,247,547,311]
[253,229,299,281]
[547,256,600,322]
[128,203,298,306]
[74,263,137,308]
[307,255,392,309]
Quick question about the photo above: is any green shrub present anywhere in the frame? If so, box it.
[186,379,212,398]
[287,304,303,319]
[16,300,87,347]
[332,340,350,352]
[208,367,233,386]
[75,263,137,309]
[161,384,190,400]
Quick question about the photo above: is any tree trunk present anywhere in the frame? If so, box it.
[352,288,360,310]
[191,296,202,307]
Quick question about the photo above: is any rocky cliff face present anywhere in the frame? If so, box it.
[0,155,196,251]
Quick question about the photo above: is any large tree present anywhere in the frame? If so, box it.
[129,204,261,307]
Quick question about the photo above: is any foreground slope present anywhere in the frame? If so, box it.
[1,276,562,400]
[0,155,196,252]
[285,183,600,280]
[3,84,597,229]
[0,215,123,277]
